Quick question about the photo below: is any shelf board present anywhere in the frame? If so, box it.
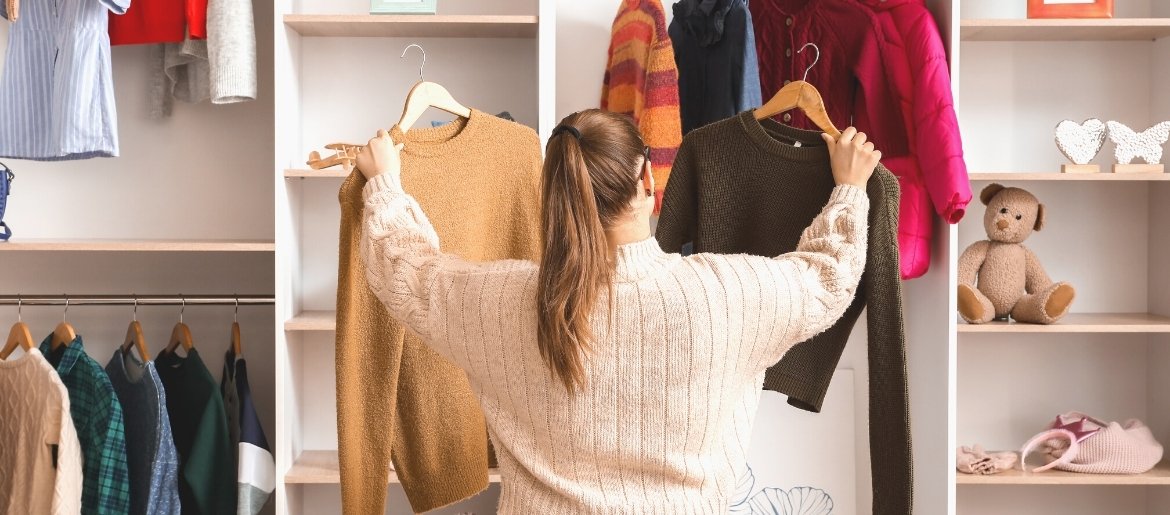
[284,311,336,331]
[959,313,1170,333]
[284,168,349,179]
[285,450,501,484]
[969,172,1170,181]
[284,14,539,38]
[961,18,1170,41]
[0,239,275,252]
[958,461,1170,485]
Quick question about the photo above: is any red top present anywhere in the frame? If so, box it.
[109,0,206,46]
[750,0,907,156]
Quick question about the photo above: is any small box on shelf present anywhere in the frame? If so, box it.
[371,0,436,15]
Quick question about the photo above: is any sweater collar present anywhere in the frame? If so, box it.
[614,237,672,282]
[390,108,484,158]
[736,111,829,163]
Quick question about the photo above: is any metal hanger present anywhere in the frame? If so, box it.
[396,43,471,133]
[230,295,242,357]
[753,42,842,137]
[50,295,76,349]
[164,295,194,354]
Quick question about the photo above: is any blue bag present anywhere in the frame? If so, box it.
[0,162,12,241]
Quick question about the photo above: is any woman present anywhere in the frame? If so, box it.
[355,109,879,513]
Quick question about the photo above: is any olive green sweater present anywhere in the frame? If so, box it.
[656,111,911,515]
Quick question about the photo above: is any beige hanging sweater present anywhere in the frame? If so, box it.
[336,110,543,514]
[360,168,869,513]
[0,349,83,514]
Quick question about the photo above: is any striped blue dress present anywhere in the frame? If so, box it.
[0,0,129,160]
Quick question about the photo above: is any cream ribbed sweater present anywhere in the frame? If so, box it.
[361,175,869,513]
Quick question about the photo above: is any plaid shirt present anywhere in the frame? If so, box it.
[41,335,132,515]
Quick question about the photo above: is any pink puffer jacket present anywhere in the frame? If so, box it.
[858,0,971,279]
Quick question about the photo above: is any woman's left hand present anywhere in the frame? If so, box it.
[356,129,405,181]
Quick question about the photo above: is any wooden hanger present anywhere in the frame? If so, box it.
[395,44,471,133]
[5,0,19,22]
[121,298,151,362]
[164,298,195,355]
[754,43,842,138]
[1,322,33,359]
[51,296,76,350]
[1,298,33,360]
[230,296,242,357]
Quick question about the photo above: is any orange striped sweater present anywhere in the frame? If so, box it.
[601,0,682,212]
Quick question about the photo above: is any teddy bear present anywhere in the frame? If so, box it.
[958,183,1076,324]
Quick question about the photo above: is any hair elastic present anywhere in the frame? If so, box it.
[552,125,582,140]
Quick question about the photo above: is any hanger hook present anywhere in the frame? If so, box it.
[798,42,821,82]
[132,295,138,322]
[400,43,425,82]
[179,295,185,324]
[16,295,22,323]
[234,295,239,323]
[63,295,69,323]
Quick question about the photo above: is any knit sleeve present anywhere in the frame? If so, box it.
[750,184,870,369]
[52,389,83,515]
[642,37,683,211]
[862,166,913,515]
[207,0,258,103]
[655,136,697,253]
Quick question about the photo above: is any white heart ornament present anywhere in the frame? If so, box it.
[1055,119,1107,165]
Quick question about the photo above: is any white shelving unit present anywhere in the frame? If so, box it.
[954,1,1170,514]
[272,1,554,513]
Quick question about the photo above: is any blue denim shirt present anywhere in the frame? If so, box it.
[105,351,181,515]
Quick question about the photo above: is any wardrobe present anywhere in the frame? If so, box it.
[5,0,1169,514]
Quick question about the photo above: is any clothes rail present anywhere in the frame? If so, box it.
[0,295,274,306]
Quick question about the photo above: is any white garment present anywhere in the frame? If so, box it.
[0,349,83,515]
[361,174,869,514]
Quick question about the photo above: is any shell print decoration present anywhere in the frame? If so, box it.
[747,487,835,515]
[1054,119,1107,165]
[1106,121,1170,164]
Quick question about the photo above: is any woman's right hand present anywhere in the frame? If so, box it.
[821,127,880,188]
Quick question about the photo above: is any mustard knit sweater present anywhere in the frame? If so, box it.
[335,110,542,514]
[360,168,870,513]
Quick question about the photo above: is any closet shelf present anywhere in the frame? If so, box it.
[957,461,1170,485]
[958,313,1170,333]
[285,450,501,484]
[961,18,1170,41]
[0,239,275,252]
[968,172,1170,182]
[284,311,336,331]
[284,168,349,179]
[284,14,539,39]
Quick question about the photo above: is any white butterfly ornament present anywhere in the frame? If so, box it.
[1106,121,1170,164]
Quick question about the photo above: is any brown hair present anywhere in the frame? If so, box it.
[538,109,646,391]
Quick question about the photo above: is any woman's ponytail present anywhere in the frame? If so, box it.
[536,111,644,392]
